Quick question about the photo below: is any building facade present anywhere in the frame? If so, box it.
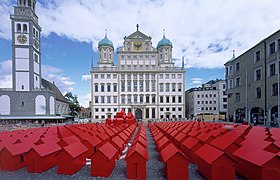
[225,30,280,126]
[0,0,69,121]
[185,80,227,120]
[91,26,185,121]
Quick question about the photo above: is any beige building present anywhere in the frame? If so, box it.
[185,79,227,120]
[225,30,280,126]
[91,25,185,121]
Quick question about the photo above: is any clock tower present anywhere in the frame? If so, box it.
[11,0,41,91]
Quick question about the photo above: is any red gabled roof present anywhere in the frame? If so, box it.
[157,136,170,148]
[33,143,61,157]
[195,144,224,164]
[240,138,271,149]
[63,141,87,159]
[61,135,80,145]
[98,142,117,160]
[161,143,186,162]
[182,136,200,149]
[125,143,148,161]
[111,136,124,148]
[96,132,109,141]
[85,136,102,147]
[270,128,280,140]
[233,145,276,166]
[210,135,237,150]
[196,133,213,142]
[4,142,33,156]
[174,132,187,142]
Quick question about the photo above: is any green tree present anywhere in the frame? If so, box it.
[64,92,81,116]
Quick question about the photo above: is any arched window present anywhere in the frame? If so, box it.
[16,23,21,32]
[19,0,22,5]
[28,0,31,6]
[23,24,27,33]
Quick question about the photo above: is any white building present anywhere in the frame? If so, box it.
[91,25,185,121]
[185,79,227,120]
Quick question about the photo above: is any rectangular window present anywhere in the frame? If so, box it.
[94,84,98,92]
[152,108,156,118]
[152,81,156,92]
[178,96,182,103]
[134,81,138,92]
[255,50,261,62]
[256,87,261,99]
[152,95,156,103]
[134,95,138,103]
[107,96,111,103]
[172,83,176,92]
[172,96,176,103]
[107,74,111,79]
[270,63,276,77]
[107,84,111,92]
[101,74,105,79]
[114,108,117,112]
[235,93,240,102]
[121,95,125,104]
[94,74,98,79]
[113,83,117,92]
[165,74,169,79]
[146,108,149,119]
[101,96,105,103]
[166,83,170,92]
[159,74,163,79]
[178,83,182,92]
[255,69,262,81]
[113,96,117,103]
[101,84,105,92]
[139,81,143,92]
[127,95,131,103]
[95,96,98,103]
[270,42,275,55]
[160,96,164,103]
[160,83,164,92]
[95,108,98,112]
[272,83,278,96]
[146,95,150,103]
[113,74,117,79]
[127,81,131,92]
[146,81,150,92]
[121,81,125,92]
[166,96,170,103]
[235,77,241,87]
[236,62,240,72]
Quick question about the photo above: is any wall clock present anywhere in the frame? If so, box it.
[17,34,27,44]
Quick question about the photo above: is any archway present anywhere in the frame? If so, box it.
[250,107,264,124]
[135,108,142,120]
[235,108,245,123]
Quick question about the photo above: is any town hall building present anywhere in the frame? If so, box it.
[91,25,185,121]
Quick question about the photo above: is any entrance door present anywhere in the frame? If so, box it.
[135,108,142,120]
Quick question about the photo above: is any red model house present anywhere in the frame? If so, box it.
[173,132,188,148]
[195,144,235,180]
[90,142,117,177]
[125,143,149,180]
[110,136,125,159]
[0,142,32,171]
[180,136,203,163]
[58,135,80,148]
[233,145,280,180]
[160,143,189,180]
[82,136,102,158]
[25,143,61,173]
[156,136,171,153]
[57,141,87,175]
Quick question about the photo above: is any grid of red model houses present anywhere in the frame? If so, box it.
[0,110,141,177]
[148,121,280,180]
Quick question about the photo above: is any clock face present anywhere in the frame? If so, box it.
[17,34,27,44]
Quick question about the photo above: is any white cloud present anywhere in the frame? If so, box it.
[79,93,91,107]
[1,0,280,69]
[0,60,12,88]
[42,65,76,94]
[82,74,91,81]
[0,60,76,93]
[191,78,204,85]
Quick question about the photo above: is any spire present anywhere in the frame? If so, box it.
[163,29,166,38]
[136,24,139,31]
[232,50,236,59]
[182,56,185,70]
[105,28,107,38]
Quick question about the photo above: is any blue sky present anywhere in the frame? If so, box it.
[0,0,280,106]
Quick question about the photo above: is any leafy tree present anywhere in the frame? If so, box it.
[64,92,81,116]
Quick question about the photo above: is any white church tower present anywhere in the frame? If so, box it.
[11,0,41,91]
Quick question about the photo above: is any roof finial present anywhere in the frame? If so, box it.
[232,50,236,59]
[136,24,139,31]
[105,28,107,37]
[163,29,166,38]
